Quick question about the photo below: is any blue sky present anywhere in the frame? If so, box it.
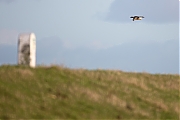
[0,0,179,74]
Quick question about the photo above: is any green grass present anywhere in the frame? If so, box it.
[0,65,179,119]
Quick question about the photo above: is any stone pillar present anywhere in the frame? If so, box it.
[18,33,36,68]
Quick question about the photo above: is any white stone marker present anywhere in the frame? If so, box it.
[18,33,36,68]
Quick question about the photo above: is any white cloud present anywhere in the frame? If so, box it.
[0,29,19,45]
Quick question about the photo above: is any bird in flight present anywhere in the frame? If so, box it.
[130,16,144,21]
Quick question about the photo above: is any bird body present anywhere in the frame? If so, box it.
[130,16,144,21]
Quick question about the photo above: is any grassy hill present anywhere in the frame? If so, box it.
[0,65,179,119]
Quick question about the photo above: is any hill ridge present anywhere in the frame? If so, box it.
[0,65,179,119]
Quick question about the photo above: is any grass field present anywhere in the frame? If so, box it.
[0,65,179,119]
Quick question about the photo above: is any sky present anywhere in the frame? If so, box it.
[0,0,179,74]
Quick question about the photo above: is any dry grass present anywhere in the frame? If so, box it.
[122,77,150,91]
[0,65,179,119]
[16,69,34,76]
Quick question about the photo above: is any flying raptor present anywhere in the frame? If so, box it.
[130,16,144,21]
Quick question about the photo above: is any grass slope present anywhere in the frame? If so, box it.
[0,65,179,119]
